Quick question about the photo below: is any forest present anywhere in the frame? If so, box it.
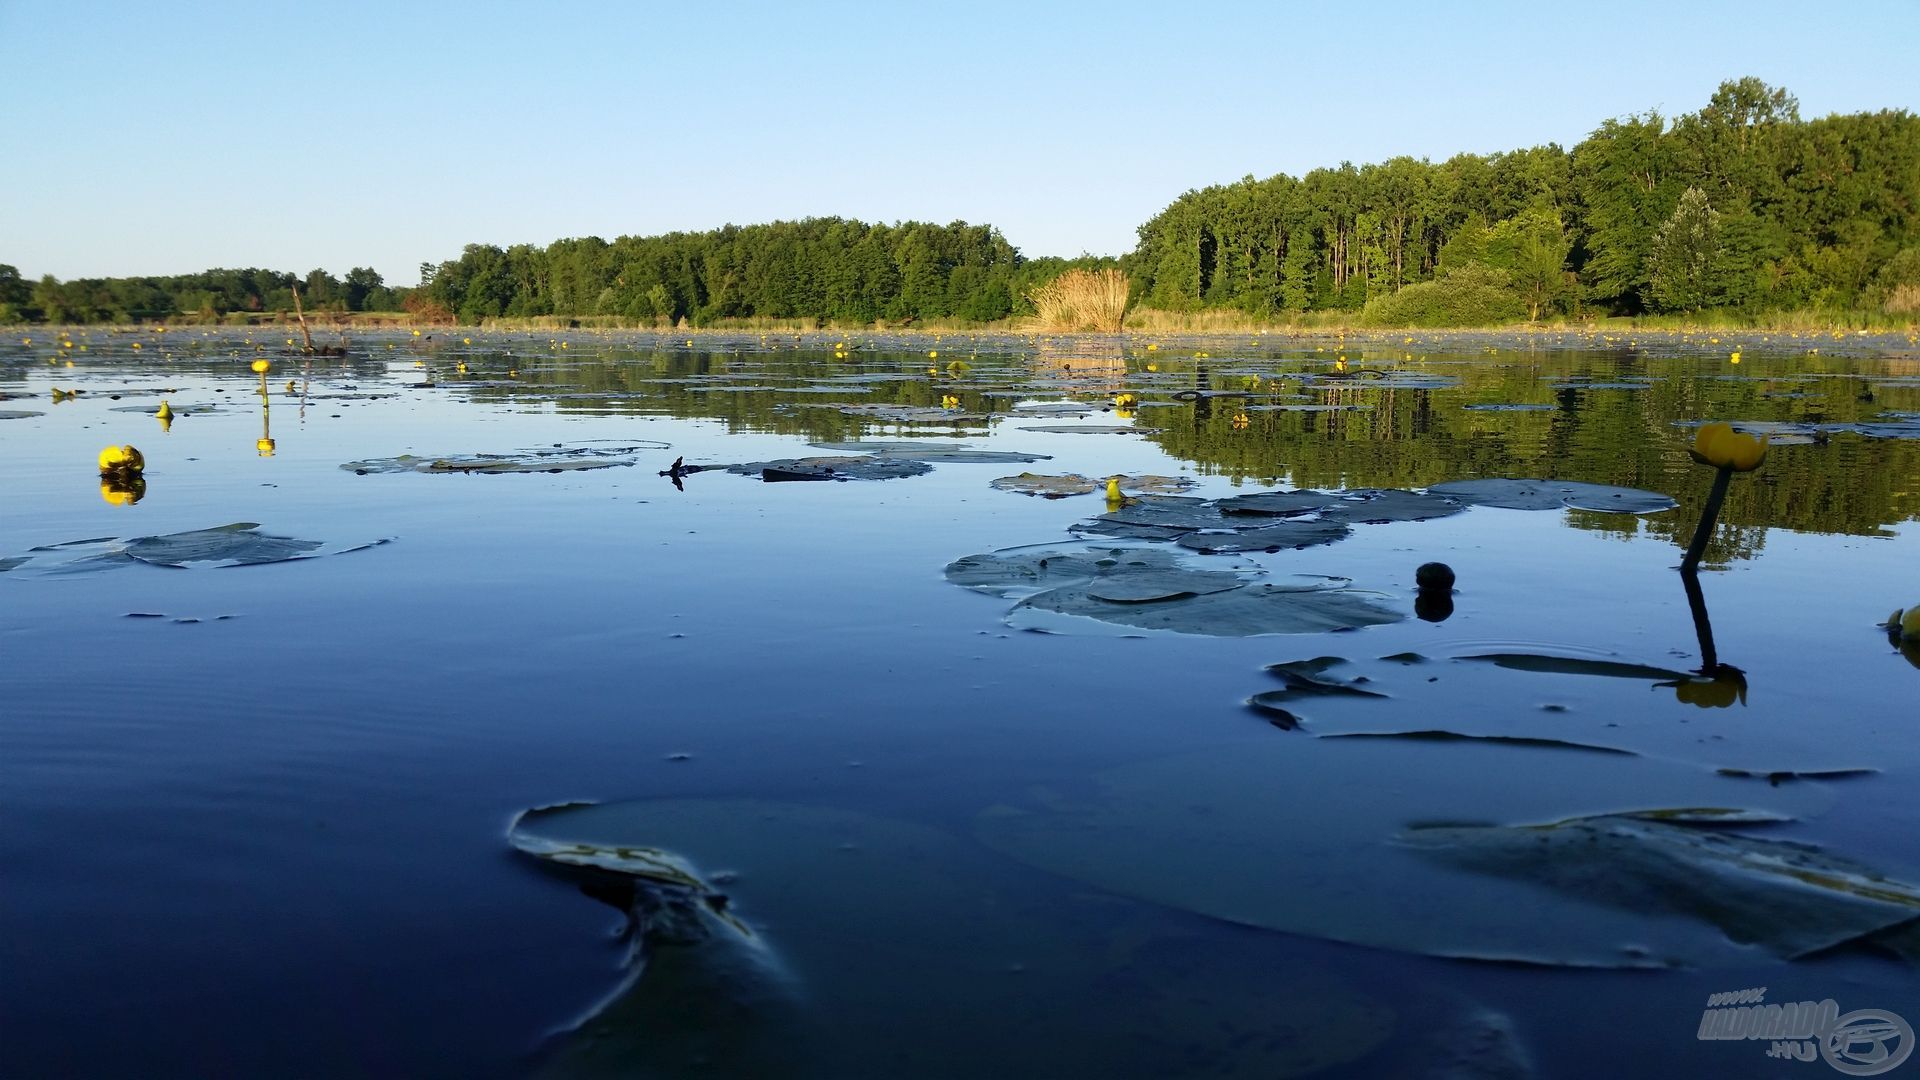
[5,79,1916,328]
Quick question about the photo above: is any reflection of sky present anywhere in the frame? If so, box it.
[5,332,1920,1076]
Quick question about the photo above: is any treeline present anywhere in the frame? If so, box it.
[0,264,404,324]
[413,219,1074,325]
[1133,79,1920,322]
[6,78,1918,328]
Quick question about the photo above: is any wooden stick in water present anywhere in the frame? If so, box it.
[291,285,315,353]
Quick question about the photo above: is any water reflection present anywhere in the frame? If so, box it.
[1668,570,1749,708]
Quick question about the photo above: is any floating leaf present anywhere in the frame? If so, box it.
[1463,403,1556,412]
[1320,489,1465,525]
[1215,491,1342,517]
[726,456,933,482]
[990,473,1100,498]
[1458,652,1691,682]
[1427,478,1676,514]
[344,443,666,475]
[1321,731,1634,755]
[1716,767,1879,784]
[1010,576,1403,637]
[977,739,1840,969]
[1264,656,1387,698]
[0,409,43,419]
[866,448,1050,464]
[1174,520,1352,553]
[4,523,389,573]
[1016,424,1154,434]
[511,798,1396,1078]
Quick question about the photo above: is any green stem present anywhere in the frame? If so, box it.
[1681,466,1732,573]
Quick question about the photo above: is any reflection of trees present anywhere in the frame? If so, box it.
[439,344,1919,561]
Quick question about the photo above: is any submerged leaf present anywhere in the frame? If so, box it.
[1404,815,1920,960]
[976,739,1839,968]
[511,798,1397,1078]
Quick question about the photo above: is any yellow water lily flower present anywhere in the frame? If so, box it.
[156,401,172,420]
[1690,422,1766,472]
[98,445,144,474]
[251,359,271,373]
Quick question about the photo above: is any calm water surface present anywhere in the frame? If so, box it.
[3,328,1918,1078]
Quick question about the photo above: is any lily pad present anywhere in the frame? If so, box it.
[1010,576,1403,637]
[1463,403,1556,412]
[725,456,933,482]
[990,473,1100,498]
[1215,491,1343,517]
[510,798,1399,1078]
[1174,520,1353,553]
[1264,656,1388,698]
[976,739,1843,969]
[343,444,666,475]
[1426,478,1677,514]
[868,448,1050,464]
[1321,731,1634,755]
[1459,652,1692,682]
[1320,489,1465,525]
[1075,496,1234,534]
[943,543,1240,599]
[0,409,43,419]
[1016,424,1154,434]
[4,523,388,573]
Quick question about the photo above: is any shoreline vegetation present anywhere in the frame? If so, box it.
[4,78,1915,334]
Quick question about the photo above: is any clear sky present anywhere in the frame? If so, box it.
[4,0,1915,287]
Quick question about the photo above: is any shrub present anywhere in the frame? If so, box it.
[1360,265,1526,327]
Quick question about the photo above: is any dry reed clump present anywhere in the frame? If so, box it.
[1885,283,1920,316]
[1028,269,1131,332]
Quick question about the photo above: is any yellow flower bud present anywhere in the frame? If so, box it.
[1690,422,1766,471]
[98,445,144,474]
[251,359,271,373]
[1903,606,1920,641]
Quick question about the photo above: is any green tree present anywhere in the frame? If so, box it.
[1646,188,1722,313]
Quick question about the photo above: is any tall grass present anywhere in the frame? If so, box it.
[1027,269,1130,333]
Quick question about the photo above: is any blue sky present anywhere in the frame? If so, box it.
[4,0,1915,286]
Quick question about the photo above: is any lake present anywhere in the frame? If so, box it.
[4,326,1918,1078]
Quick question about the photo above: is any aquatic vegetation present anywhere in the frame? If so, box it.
[945,543,1403,636]
[510,797,1398,1077]
[1426,478,1676,514]
[342,443,669,475]
[975,739,1864,968]
[96,444,143,475]
[1682,422,1770,572]
[988,473,1194,498]
[0,523,390,573]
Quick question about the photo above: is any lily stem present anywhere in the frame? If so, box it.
[1681,466,1733,573]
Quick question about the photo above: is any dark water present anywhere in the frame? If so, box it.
[3,327,1918,1078]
